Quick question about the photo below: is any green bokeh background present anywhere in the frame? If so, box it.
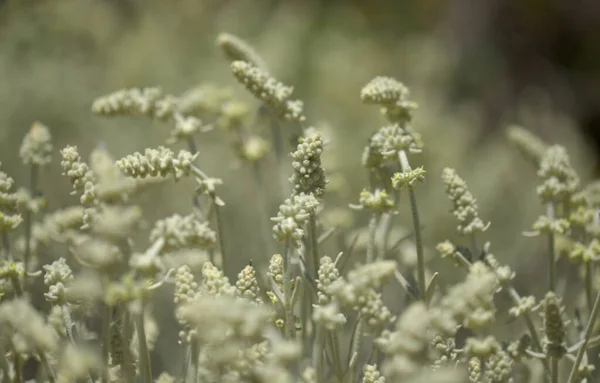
[0,0,598,377]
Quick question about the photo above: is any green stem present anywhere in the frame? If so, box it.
[346,318,363,383]
[212,198,228,277]
[122,310,135,382]
[551,357,558,383]
[37,350,55,383]
[23,165,38,270]
[251,162,275,256]
[61,304,77,346]
[568,287,600,382]
[366,214,378,263]
[133,302,152,383]
[329,331,343,380]
[267,109,289,199]
[378,212,393,260]
[101,304,112,383]
[312,326,324,382]
[398,151,426,303]
[12,353,21,383]
[283,240,295,339]
[546,202,556,292]
[585,261,594,314]
[190,337,200,383]
[2,232,11,262]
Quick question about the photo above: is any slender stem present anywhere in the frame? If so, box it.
[378,212,393,260]
[0,343,10,383]
[568,287,600,382]
[2,232,11,262]
[329,332,343,379]
[212,199,228,276]
[37,351,55,383]
[347,318,363,383]
[133,302,152,383]
[13,353,22,383]
[122,310,135,382]
[283,240,295,339]
[398,151,426,303]
[101,304,112,383]
[585,261,593,314]
[408,187,425,301]
[306,215,319,347]
[23,165,38,270]
[308,215,319,281]
[190,337,200,383]
[551,358,558,383]
[312,326,324,382]
[251,163,275,256]
[268,110,289,199]
[366,214,378,263]
[60,304,77,346]
[186,138,206,223]
[546,202,556,292]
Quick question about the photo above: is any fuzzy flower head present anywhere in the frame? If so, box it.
[361,76,418,125]
[370,124,423,158]
[442,168,490,236]
[217,32,267,70]
[352,188,395,214]
[201,261,236,297]
[236,264,262,303]
[43,257,74,304]
[0,165,22,231]
[272,193,319,244]
[92,87,174,119]
[316,255,341,305]
[542,292,566,358]
[536,145,580,203]
[506,125,547,165]
[392,167,426,189]
[289,128,328,197]
[150,213,217,253]
[231,60,305,122]
[116,147,198,180]
[20,121,53,167]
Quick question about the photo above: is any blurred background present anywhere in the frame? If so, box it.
[1,0,600,376]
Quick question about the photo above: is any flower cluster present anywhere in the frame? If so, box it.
[231,60,305,122]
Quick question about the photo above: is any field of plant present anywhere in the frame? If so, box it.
[0,1,598,382]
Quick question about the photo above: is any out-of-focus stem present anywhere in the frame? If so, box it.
[101,304,112,383]
[398,150,426,303]
[366,214,378,263]
[283,240,295,339]
[133,302,152,383]
[585,261,594,313]
[23,165,38,270]
[568,287,600,382]
[546,202,556,292]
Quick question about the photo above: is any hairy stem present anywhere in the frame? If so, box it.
[546,202,556,292]
[312,326,324,381]
[23,165,38,270]
[133,302,152,383]
[37,350,55,383]
[252,163,275,256]
[398,151,426,303]
[122,309,135,382]
[585,261,594,314]
[101,304,112,383]
[550,358,558,383]
[212,198,228,276]
[283,240,295,339]
[366,214,378,263]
